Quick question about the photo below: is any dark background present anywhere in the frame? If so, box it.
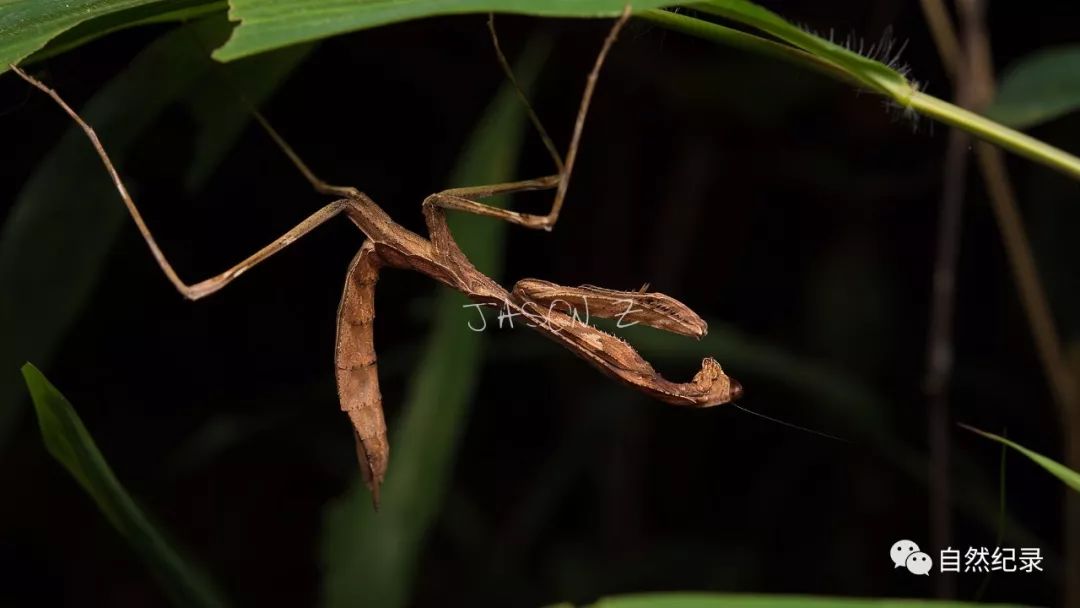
[2,2,1079,606]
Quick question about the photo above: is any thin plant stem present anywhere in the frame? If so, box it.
[921,0,989,598]
[919,0,960,77]
[925,124,968,600]
[907,92,1080,179]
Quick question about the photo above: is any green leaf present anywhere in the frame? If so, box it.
[985,45,1080,129]
[213,0,679,61]
[961,424,1080,494]
[0,0,208,73]
[21,363,230,608]
[578,593,1033,608]
[0,16,311,445]
[25,0,228,65]
[319,36,549,608]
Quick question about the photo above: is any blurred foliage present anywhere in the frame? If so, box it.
[21,364,229,608]
[572,594,1032,607]
[986,45,1080,128]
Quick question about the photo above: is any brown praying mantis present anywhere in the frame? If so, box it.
[10,6,740,507]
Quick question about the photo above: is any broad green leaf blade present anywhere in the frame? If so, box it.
[21,363,230,608]
[319,37,547,608]
[214,0,678,61]
[0,0,178,73]
[580,593,1032,608]
[25,0,228,64]
[985,45,1080,129]
[0,16,311,445]
[961,424,1080,494]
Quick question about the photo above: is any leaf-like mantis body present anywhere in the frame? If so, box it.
[334,242,388,507]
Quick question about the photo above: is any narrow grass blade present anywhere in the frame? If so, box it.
[0,15,311,445]
[21,363,230,608]
[319,37,548,608]
[961,424,1080,494]
[984,45,1080,129]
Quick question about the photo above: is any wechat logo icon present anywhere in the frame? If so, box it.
[891,540,933,575]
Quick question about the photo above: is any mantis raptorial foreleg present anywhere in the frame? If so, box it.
[511,279,710,339]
